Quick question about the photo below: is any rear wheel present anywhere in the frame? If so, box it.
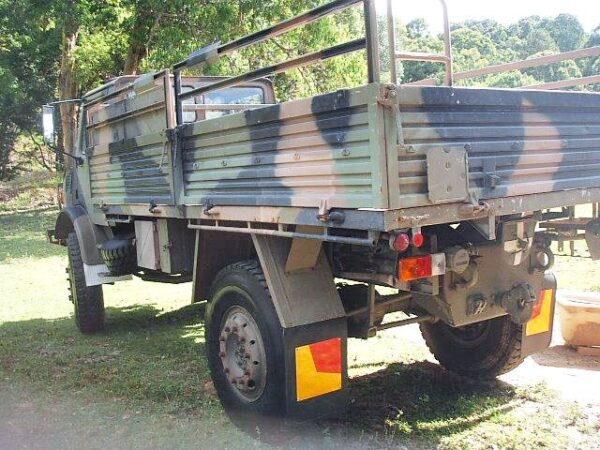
[67,233,105,334]
[420,315,524,379]
[205,260,285,428]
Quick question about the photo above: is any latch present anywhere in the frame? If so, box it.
[483,157,500,189]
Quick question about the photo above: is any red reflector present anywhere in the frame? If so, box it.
[531,290,548,319]
[392,233,411,252]
[412,233,424,248]
[399,255,432,282]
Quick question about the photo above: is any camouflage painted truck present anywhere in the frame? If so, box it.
[43,0,600,424]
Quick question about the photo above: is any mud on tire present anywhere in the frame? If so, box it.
[67,232,105,334]
[420,315,524,380]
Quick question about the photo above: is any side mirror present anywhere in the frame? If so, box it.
[42,105,56,146]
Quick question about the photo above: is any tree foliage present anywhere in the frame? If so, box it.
[0,1,599,180]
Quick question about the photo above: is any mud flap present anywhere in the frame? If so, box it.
[521,273,557,358]
[283,317,349,420]
[252,234,349,420]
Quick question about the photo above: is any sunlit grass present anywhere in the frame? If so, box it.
[1,209,599,450]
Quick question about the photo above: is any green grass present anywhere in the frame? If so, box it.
[0,171,62,213]
[1,209,599,450]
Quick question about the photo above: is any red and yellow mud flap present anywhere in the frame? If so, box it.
[295,338,342,401]
[521,273,557,357]
[283,317,349,420]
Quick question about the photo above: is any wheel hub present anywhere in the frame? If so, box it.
[219,306,266,401]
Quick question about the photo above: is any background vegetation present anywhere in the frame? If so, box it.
[1,0,600,181]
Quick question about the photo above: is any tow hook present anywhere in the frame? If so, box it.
[497,283,536,325]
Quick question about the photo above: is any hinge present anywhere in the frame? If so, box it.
[377,85,399,109]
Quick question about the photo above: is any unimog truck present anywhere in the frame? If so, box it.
[44,0,600,424]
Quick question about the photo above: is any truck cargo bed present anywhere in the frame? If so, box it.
[397,86,600,209]
[85,76,600,225]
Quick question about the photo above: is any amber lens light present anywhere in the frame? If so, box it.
[398,256,433,281]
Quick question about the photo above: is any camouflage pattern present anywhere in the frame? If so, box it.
[85,72,174,207]
[77,74,600,232]
[396,86,600,209]
[50,2,585,409]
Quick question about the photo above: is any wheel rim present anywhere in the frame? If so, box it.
[219,305,267,402]
[444,321,491,347]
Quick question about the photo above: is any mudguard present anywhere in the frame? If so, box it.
[54,206,107,266]
[521,272,557,358]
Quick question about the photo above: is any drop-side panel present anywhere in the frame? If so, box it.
[180,84,388,209]
[397,86,600,208]
[86,73,174,206]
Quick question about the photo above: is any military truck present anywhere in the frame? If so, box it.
[43,0,600,424]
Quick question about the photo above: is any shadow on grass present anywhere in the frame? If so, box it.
[341,362,518,434]
[103,302,206,334]
[0,301,212,413]
[1,302,524,448]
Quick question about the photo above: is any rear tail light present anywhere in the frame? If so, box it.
[412,232,425,248]
[398,253,446,282]
[391,232,411,252]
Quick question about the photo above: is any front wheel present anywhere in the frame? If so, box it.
[67,233,105,334]
[205,260,286,427]
[420,315,524,379]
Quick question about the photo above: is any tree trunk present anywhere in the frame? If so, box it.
[123,45,145,75]
[58,25,79,170]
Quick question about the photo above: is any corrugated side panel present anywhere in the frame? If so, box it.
[181,88,379,209]
[88,133,173,204]
[398,86,600,207]
[86,78,173,205]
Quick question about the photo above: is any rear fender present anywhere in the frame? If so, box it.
[521,272,557,357]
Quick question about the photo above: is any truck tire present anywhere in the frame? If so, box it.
[99,237,136,276]
[67,232,105,334]
[420,315,523,380]
[205,260,285,428]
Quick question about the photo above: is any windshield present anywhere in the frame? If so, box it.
[182,86,266,122]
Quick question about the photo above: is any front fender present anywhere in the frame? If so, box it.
[54,206,107,266]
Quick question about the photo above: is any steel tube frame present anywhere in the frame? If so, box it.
[173,0,363,71]
[172,0,379,126]
[179,39,366,100]
[387,0,453,86]
[376,314,435,331]
[187,222,377,247]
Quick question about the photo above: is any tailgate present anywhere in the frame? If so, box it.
[395,86,600,209]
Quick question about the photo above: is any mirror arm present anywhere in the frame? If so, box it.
[48,144,84,166]
[43,99,84,166]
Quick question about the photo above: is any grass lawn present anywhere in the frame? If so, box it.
[1,209,599,450]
